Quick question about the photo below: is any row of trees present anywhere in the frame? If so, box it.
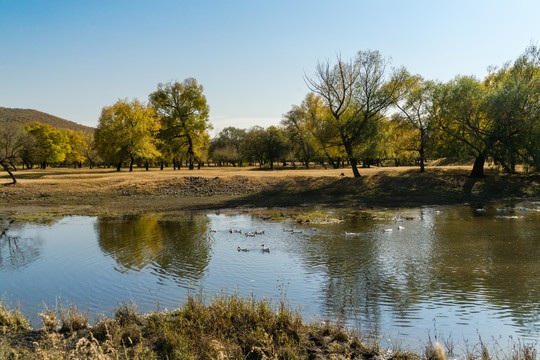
[209,46,539,177]
[2,46,538,183]
[0,122,96,183]
[94,78,211,172]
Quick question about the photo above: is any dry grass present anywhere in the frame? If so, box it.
[1,166,538,220]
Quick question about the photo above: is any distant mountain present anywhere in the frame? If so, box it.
[0,107,94,134]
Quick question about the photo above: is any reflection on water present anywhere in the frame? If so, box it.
[0,203,539,352]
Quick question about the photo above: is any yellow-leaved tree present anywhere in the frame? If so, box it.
[94,99,161,171]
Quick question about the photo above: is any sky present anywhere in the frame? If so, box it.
[1,0,539,135]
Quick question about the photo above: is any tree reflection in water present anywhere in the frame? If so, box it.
[95,214,212,286]
[0,220,43,270]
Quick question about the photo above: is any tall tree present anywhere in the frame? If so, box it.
[394,77,436,172]
[306,50,410,177]
[149,78,211,170]
[435,76,492,177]
[485,45,540,172]
[94,99,160,171]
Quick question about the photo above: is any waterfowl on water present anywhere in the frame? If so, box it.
[344,232,357,236]
[398,226,405,230]
[237,247,249,252]
[383,228,393,232]
[261,244,270,253]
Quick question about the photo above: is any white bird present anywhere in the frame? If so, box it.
[383,228,393,232]
[398,226,405,230]
[237,247,249,252]
[261,244,270,253]
[344,232,357,236]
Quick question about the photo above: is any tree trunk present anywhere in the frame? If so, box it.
[1,161,17,184]
[129,156,134,172]
[470,154,485,177]
[419,145,425,173]
[117,162,122,172]
[145,161,149,171]
[350,158,361,178]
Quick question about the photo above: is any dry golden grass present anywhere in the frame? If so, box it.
[1,165,538,218]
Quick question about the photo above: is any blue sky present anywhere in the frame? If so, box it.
[1,0,538,134]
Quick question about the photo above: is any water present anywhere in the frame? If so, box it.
[1,202,539,353]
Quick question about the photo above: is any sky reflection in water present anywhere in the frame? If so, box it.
[0,203,539,352]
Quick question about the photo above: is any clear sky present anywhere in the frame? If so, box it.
[1,0,538,135]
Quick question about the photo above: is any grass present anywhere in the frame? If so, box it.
[1,295,538,359]
[1,166,538,220]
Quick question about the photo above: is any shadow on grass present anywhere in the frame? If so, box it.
[211,170,540,210]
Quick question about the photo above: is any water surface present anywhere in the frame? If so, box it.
[1,202,539,352]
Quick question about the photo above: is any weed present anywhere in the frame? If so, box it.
[0,299,30,333]
[59,303,88,333]
[115,301,140,327]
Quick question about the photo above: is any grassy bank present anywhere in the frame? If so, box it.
[1,166,539,218]
[1,294,381,360]
[1,295,537,360]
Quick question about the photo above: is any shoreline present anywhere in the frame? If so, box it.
[1,166,539,219]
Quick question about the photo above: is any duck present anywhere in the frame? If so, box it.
[254,230,265,235]
[383,228,393,232]
[237,247,249,252]
[398,226,405,230]
[261,244,270,253]
[245,232,256,237]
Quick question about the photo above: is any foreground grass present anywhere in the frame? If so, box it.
[1,296,537,360]
[0,294,382,360]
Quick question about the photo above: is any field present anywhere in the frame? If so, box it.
[1,165,539,218]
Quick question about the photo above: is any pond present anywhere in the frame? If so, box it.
[1,202,539,353]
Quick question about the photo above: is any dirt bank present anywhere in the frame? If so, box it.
[1,166,539,217]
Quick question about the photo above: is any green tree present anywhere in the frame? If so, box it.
[394,77,437,172]
[94,99,160,171]
[25,123,69,169]
[209,127,246,166]
[263,126,287,170]
[281,94,321,168]
[149,78,211,170]
[435,76,492,177]
[485,45,540,172]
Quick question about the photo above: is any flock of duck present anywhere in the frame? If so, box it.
[219,226,307,253]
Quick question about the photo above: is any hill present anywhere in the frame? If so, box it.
[0,107,94,134]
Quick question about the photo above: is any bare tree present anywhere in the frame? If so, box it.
[0,122,30,184]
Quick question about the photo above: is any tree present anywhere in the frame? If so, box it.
[306,50,411,177]
[149,78,211,170]
[394,77,436,172]
[94,99,160,171]
[0,123,29,184]
[281,93,323,169]
[262,126,287,170]
[435,76,492,177]
[209,127,246,166]
[484,45,540,172]
[25,123,69,169]
[63,130,87,168]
